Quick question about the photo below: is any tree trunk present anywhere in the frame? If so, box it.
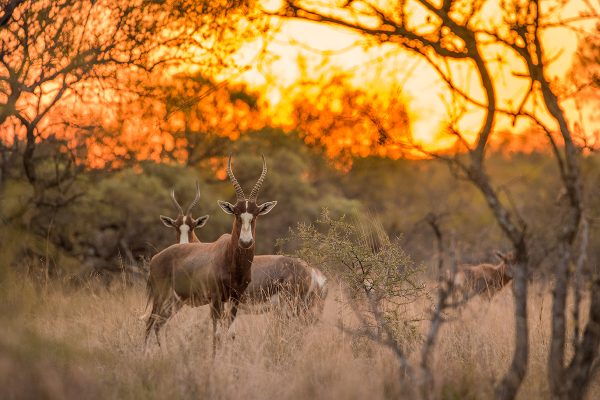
[495,243,529,400]
[564,277,600,400]
[22,123,37,188]
[548,242,571,397]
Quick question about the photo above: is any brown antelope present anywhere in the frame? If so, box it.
[159,187,328,322]
[159,182,209,244]
[144,156,277,354]
[453,251,515,301]
[241,256,328,322]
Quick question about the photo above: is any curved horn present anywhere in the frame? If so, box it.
[227,155,245,201]
[170,189,184,215]
[249,155,267,202]
[185,181,201,215]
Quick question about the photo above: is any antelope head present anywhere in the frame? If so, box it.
[160,181,209,244]
[218,155,277,249]
[495,250,516,279]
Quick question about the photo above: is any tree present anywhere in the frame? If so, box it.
[68,74,268,171]
[275,1,600,398]
[159,74,267,167]
[569,25,600,150]
[289,72,412,166]
[0,0,263,195]
[0,0,266,280]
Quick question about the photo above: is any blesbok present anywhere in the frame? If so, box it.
[159,182,209,244]
[144,156,277,354]
[241,256,328,322]
[453,251,515,302]
[159,186,328,322]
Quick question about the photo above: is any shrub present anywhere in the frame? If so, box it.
[282,210,426,353]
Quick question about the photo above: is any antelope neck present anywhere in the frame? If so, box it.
[229,220,255,268]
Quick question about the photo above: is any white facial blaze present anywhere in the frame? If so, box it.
[240,212,253,244]
[179,216,190,244]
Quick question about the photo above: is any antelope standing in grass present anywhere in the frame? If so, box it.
[453,251,515,302]
[159,187,328,322]
[144,156,277,354]
[241,256,328,321]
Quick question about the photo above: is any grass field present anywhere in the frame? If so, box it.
[1,273,598,400]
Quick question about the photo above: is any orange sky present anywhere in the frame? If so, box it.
[4,0,597,167]
[226,0,599,151]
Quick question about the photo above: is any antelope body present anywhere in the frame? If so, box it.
[453,251,514,301]
[144,156,276,354]
[241,255,328,321]
[159,188,328,321]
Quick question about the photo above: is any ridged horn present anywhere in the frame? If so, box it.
[170,189,184,215]
[249,155,267,202]
[185,181,201,215]
[227,155,245,201]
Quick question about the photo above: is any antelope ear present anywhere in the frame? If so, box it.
[160,215,176,228]
[192,215,209,229]
[217,200,235,215]
[257,201,277,215]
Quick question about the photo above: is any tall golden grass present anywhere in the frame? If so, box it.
[0,273,598,400]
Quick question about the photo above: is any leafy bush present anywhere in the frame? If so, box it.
[283,210,426,352]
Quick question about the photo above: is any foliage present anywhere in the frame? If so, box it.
[0,129,361,280]
[289,72,412,166]
[0,0,267,205]
[569,25,600,150]
[284,210,425,352]
[2,128,600,286]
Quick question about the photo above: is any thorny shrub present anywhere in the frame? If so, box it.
[281,210,426,355]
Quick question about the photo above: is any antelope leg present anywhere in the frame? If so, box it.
[210,297,224,358]
[225,295,242,340]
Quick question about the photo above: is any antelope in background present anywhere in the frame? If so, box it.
[159,187,328,322]
[453,251,515,302]
[144,156,277,354]
[159,182,209,244]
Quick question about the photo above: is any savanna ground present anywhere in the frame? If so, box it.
[1,270,598,400]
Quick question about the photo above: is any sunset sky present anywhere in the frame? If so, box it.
[2,0,598,165]
[227,0,598,150]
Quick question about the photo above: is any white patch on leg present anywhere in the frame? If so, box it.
[306,268,327,306]
[179,216,190,244]
[239,212,253,244]
[307,270,317,294]
[311,268,327,290]
[269,293,280,307]
[454,272,465,287]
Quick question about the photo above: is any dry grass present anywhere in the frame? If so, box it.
[0,273,598,400]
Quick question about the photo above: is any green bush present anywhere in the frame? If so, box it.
[283,210,426,352]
